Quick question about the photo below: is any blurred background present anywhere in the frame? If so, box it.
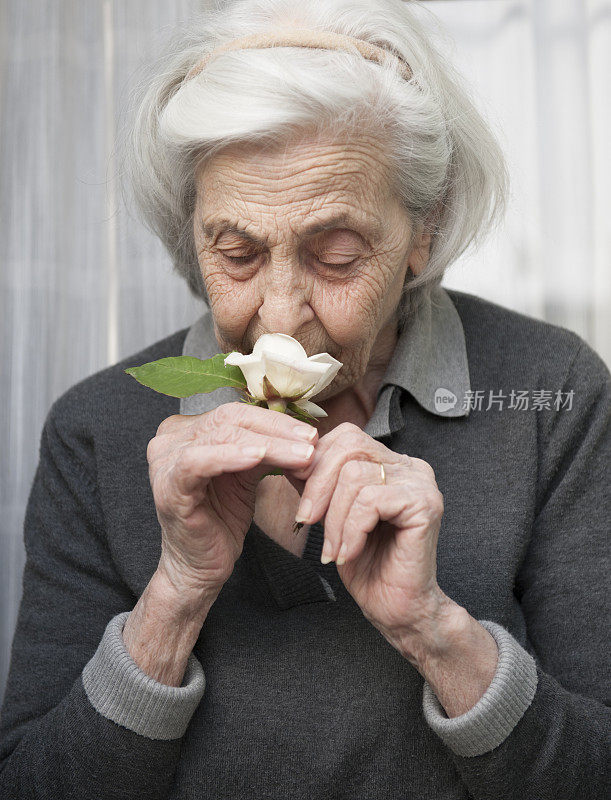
[0,0,609,704]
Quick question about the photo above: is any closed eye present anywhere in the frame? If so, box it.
[221,253,360,270]
[316,256,359,268]
[224,254,257,265]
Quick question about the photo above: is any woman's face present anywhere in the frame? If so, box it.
[193,130,431,401]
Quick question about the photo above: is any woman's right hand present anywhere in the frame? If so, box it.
[147,402,318,600]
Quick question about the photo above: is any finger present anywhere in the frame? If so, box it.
[155,413,195,437]
[169,432,317,498]
[150,403,320,465]
[407,457,438,481]
[336,483,386,565]
[322,459,385,562]
[153,404,318,467]
[162,442,268,505]
[192,423,316,472]
[294,426,405,523]
[202,402,318,444]
[151,423,317,497]
[337,483,441,565]
[148,429,198,464]
[149,417,207,468]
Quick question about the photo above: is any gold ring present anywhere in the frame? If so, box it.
[379,462,386,485]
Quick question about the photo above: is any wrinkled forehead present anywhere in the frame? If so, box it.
[193,130,395,212]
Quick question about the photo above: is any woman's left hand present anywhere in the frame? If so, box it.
[293,423,455,657]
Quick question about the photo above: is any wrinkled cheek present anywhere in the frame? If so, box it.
[312,278,380,346]
[204,269,261,347]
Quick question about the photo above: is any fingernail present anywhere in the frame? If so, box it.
[320,540,334,564]
[294,425,317,442]
[291,442,314,459]
[295,497,312,523]
[335,543,347,566]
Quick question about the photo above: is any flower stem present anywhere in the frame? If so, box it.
[267,399,288,413]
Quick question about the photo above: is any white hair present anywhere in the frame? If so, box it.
[119,0,508,322]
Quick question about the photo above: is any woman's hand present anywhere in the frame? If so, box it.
[293,423,454,656]
[147,402,317,600]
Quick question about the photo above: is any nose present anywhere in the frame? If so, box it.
[257,256,314,336]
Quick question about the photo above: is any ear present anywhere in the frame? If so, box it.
[408,225,432,277]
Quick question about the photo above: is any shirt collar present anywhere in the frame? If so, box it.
[369,284,472,430]
[179,285,471,430]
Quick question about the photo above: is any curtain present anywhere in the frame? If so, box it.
[1,0,609,705]
[423,0,610,352]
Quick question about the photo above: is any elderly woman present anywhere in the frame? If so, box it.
[1,0,609,798]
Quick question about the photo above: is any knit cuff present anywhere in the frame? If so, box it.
[422,619,538,757]
[82,611,206,740]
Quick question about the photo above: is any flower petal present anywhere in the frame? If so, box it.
[262,352,328,398]
[301,353,343,399]
[224,352,266,399]
[293,399,328,417]
[253,333,307,360]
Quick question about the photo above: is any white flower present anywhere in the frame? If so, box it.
[224,333,342,417]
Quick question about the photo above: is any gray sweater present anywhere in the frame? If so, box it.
[0,288,609,799]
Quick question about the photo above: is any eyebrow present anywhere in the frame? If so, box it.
[201,212,382,245]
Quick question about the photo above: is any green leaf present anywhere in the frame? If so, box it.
[239,394,265,406]
[286,402,319,424]
[124,354,247,398]
[259,468,285,479]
